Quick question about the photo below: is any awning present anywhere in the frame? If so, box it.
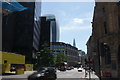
[0,0,27,12]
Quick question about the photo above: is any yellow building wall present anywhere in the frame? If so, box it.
[0,52,25,73]
[2,64,11,73]
[1,52,25,64]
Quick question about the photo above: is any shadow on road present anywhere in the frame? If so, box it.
[2,73,16,76]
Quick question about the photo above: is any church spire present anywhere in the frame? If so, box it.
[73,38,76,47]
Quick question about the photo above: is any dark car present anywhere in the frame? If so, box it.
[59,66,66,71]
[28,67,57,80]
[67,66,71,70]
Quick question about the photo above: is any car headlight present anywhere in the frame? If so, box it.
[41,73,44,76]
[37,74,41,77]
[36,73,45,77]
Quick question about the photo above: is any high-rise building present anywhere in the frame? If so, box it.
[1,1,27,52]
[2,2,41,64]
[40,15,59,49]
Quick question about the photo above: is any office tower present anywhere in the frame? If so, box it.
[40,15,59,49]
[2,2,41,64]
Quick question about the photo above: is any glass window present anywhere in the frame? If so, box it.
[118,45,120,63]
[104,21,107,34]
[118,16,120,29]
[105,45,111,64]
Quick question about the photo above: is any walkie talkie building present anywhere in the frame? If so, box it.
[40,15,59,48]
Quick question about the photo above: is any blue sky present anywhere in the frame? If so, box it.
[41,2,95,53]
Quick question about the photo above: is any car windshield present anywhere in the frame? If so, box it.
[37,67,46,72]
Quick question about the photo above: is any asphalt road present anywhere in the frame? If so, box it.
[57,68,99,80]
[57,68,85,78]
[1,68,99,80]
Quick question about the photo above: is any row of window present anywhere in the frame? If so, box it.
[51,49,65,51]
[51,45,64,47]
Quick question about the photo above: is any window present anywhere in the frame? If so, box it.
[104,22,107,34]
[104,45,111,64]
[100,43,105,57]
[118,45,120,63]
[4,60,7,64]
[100,43,111,64]
[102,7,105,13]
[118,16,120,29]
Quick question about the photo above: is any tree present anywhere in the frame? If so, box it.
[37,43,54,67]
[56,52,68,64]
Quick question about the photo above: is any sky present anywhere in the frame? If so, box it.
[41,2,95,53]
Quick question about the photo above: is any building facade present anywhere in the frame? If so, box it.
[87,2,120,79]
[2,2,41,64]
[51,42,79,66]
[66,43,79,66]
[78,50,87,67]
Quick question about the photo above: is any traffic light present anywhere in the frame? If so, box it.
[90,58,92,62]
[88,58,93,64]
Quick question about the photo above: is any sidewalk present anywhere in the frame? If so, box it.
[85,70,99,80]
[1,71,36,79]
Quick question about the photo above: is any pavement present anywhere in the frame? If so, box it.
[1,71,36,79]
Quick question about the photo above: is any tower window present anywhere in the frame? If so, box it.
[104,45,111,64]
[118,16,120,29]
[102,7,105,13]
[118,45,120,63]
[104,22,107,34]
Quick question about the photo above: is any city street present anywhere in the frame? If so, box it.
[57,68,99,80]
[1,1,120,79]
[1,68,99,80]
[58,68,87,78]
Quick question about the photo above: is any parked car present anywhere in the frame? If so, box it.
[78,68,82,72]
[67,66,71,70]
[10,66,16,72]
[71,66,74,69]
[28,67,57,80]
[59,66,66,71]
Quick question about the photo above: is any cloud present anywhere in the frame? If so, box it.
[59,17,92,33]
[73,18,84,24]
[72,17,92,24]
[60,26,91,31]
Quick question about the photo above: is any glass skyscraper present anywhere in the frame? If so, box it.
[2,2,41,64]
[40,15,59,44]
[41,15,59,42]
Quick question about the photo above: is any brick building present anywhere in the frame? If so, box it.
[87,2,120,79]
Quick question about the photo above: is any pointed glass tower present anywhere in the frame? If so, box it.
[73,38,76,47]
